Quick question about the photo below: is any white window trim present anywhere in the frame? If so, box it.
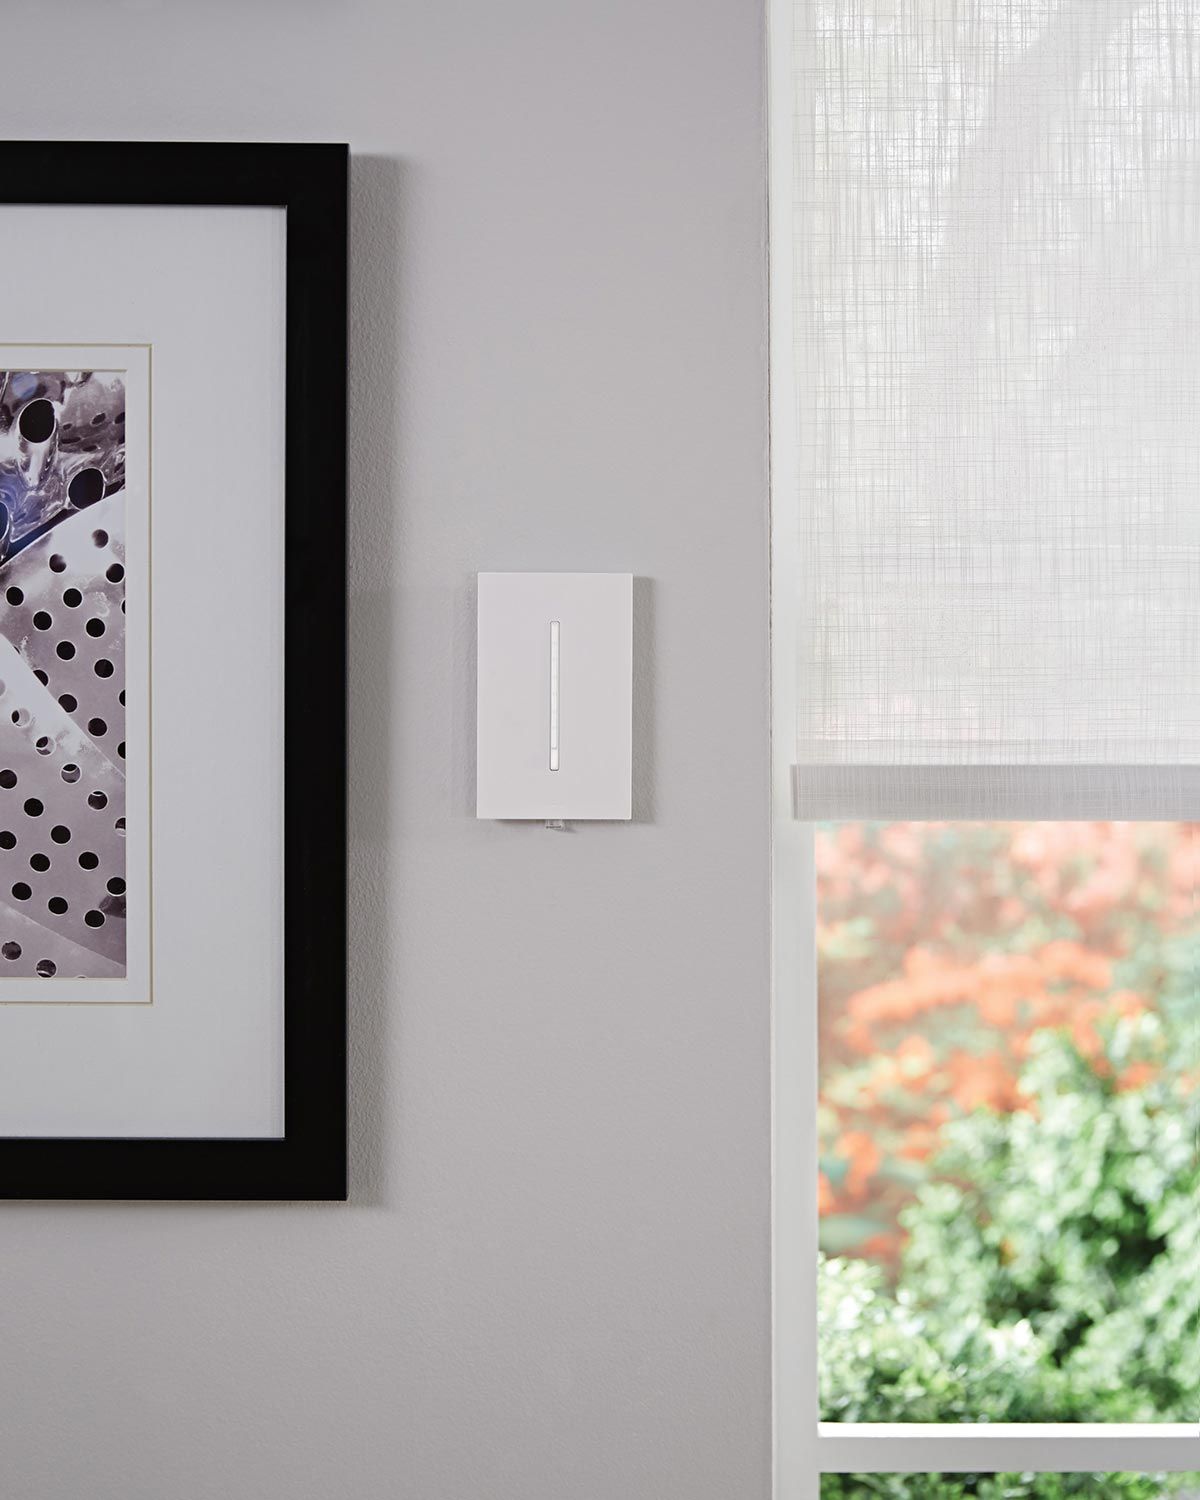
[767,2,1200,1494]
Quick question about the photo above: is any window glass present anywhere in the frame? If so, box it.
[817,822,1198,1423]
[821,1477,1200,1499]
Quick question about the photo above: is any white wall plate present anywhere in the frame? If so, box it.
[476,572,632,820]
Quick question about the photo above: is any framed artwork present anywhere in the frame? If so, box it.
[0,143,347,1199]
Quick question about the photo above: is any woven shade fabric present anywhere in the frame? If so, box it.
[789,0,1200,770]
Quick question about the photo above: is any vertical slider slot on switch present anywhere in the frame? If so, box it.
[549,620,560,771]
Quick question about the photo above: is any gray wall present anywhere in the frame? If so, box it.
[0,2,770,1497]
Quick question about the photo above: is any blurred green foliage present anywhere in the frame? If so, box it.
[821,1476,1195,1499]
[819,1011,1200,1497]
[817,822,1198,1271]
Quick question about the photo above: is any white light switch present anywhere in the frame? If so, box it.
[476,572,633,820]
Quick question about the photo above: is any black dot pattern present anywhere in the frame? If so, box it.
[0,368,128,979]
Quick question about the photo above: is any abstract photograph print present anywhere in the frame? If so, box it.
[0,369,127,979]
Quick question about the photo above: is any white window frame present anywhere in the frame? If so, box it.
[767,2,1200,1494]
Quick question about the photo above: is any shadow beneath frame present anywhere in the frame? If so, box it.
[631,575,655,824]
[344,153,405,1208]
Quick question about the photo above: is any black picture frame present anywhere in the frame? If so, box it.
[0,143,347,1200]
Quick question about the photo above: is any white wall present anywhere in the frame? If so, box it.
[0,1,770,1497]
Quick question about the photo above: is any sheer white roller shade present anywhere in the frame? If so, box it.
[789,0,1200,787]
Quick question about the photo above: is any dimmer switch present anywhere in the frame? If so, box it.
[476,572,633,820]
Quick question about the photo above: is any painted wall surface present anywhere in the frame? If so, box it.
[0,3,771,1498]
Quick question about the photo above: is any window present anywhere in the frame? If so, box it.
[816,821,1197,1426]
[770,1,1200,1495]
[822,1480,1200,1500]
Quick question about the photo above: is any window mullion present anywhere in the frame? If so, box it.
[815,1428,1200,1476]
